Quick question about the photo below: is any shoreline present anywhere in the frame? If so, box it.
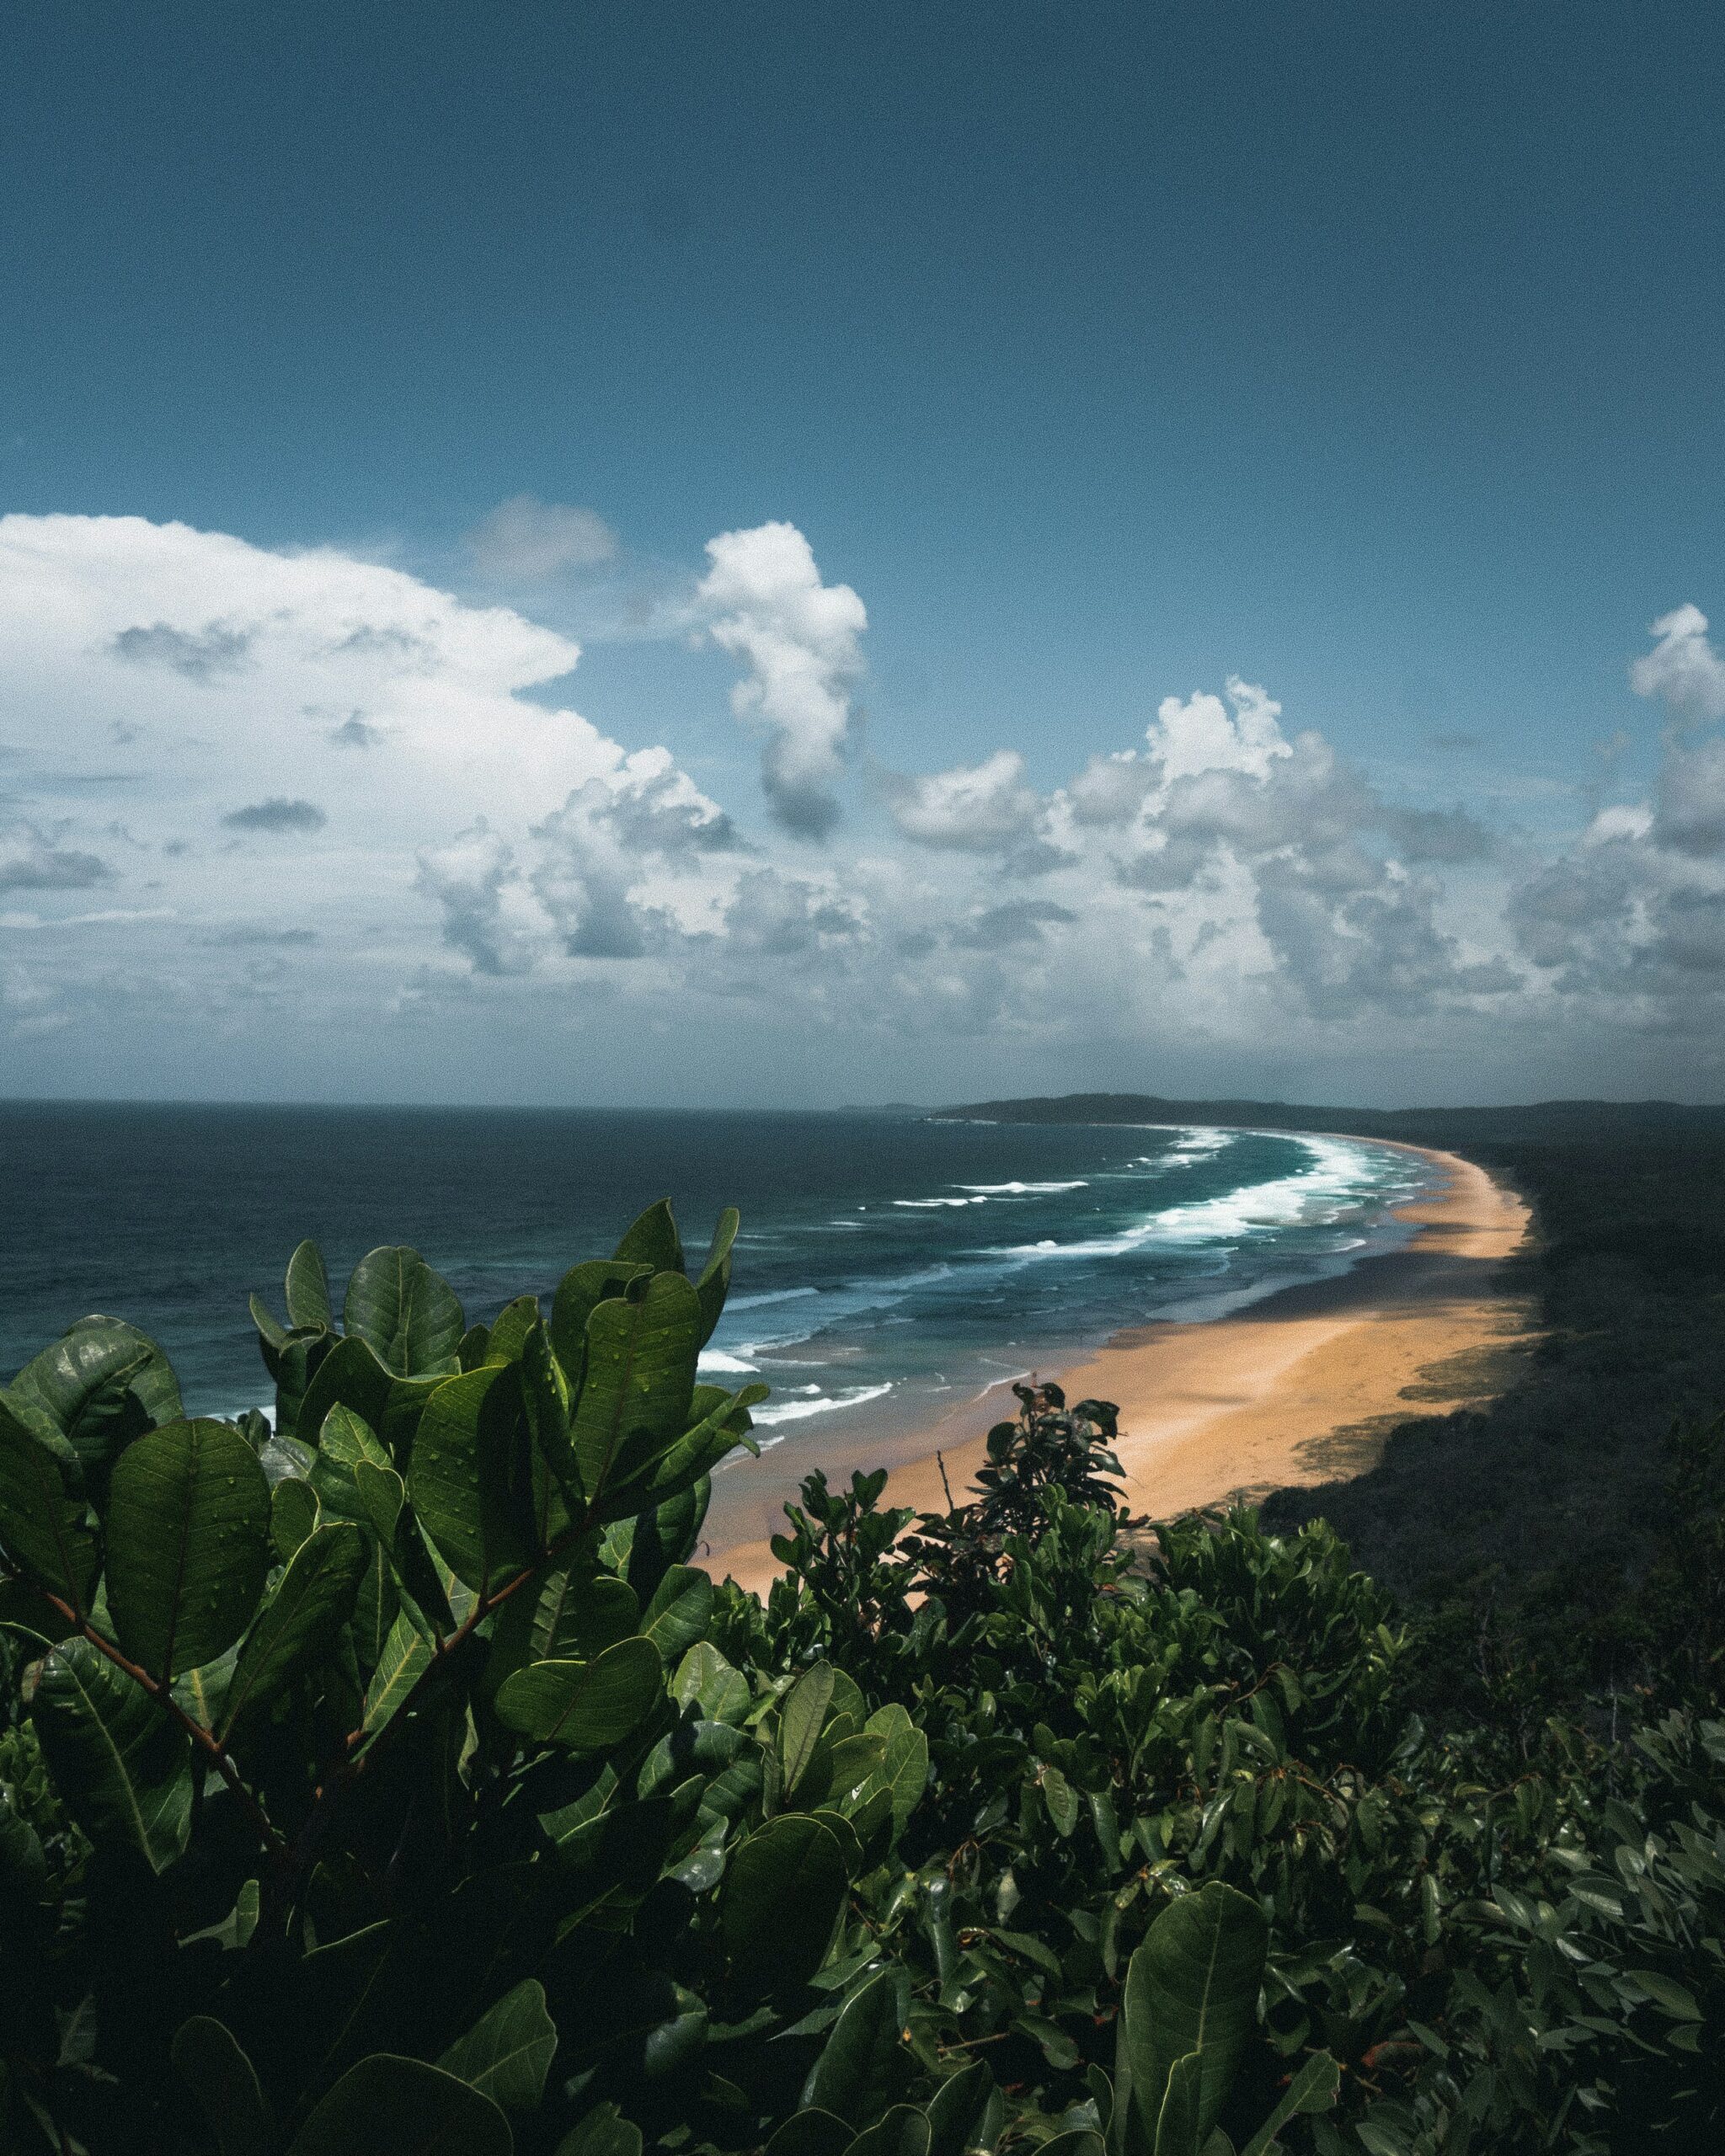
[707,1143,1532,1595]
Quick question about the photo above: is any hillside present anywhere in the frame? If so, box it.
[935,1091,1725,1146]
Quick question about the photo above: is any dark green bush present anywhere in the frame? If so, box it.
[0,1207,1721,2153]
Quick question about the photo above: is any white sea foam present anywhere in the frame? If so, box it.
[751,1381,894,1427]
[957,1179,1089,1195]
[697,1349,760,1375]
[893,1196,984,1209]
[985,1136,1405,1263]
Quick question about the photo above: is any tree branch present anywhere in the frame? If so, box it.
[36,1588,285,1855]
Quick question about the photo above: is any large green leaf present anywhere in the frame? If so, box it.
[531,1568,639,1662]
[547,1261,652,1385]
[408,1364,537,1594]
[724,1814,848,1997]
[570,1274,702,1503]
[9,1315,182,1481]
[599,1382,765,1521]
[105,1419,272,1680]
[437,1977,558,2111]
[620,1474,711,1600]
[864,1705,929,1839]
[494,1636,664,1751]
[361,1610,433,1742]
[220,1523,366,1737]
[271,1477,319,1565]
[505,1321,576,1559]
[766,2112,851,2156]
[309,1403,392,1521]
[924,2058,1003,2156]
[285,1240,334,1331]
[1115,1884,1268,2156]
[286,2053,510,2156]
[171,2015,275,2156]
[778,1661,836,1795]
[800,1965,905,2116]
[640,1565,713,1662]
[29,1636,192,1874]
[1237,2052,1340,2156]
[694,1207,740,1346]
[485,1295,541,1368]
[343,1246,466,1379]
[673,1641,750,1725]
[1151,2054,1202,2156]
[611,1198,685,1273]
[0,1390,99,1612]
[294,1335,442,1457]
[848,2110,932,2156]
[556,2104,643,2156]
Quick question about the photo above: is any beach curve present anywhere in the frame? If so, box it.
[708,1143,1530,1594]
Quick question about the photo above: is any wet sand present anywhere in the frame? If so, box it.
[708,1144,1531,1595]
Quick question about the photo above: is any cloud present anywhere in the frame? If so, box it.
[222,797,328,835]
[12,509,1725,1096]
[1066,750,1156,827]
[110,621,252,678]
[0,822,114,891]
[328,713,382,749]
[955,899,1076,949]
[697,521,866,838]
[1388,805,1496,863]
[466,496,620,581]
[884,750,1042,851]
[1631,604,1725,723]
[1654,734,1725,857]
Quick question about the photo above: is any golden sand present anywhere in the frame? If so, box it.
[709,1145,1530,1596]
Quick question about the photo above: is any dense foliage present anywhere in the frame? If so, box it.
[0,1204,1721,2153]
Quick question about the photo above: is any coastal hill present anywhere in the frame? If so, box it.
[936,1090,1725,1145]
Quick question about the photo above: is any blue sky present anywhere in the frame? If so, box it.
[3,3,1724,1105]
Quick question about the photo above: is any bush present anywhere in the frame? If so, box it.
[0,1206,1720,2153]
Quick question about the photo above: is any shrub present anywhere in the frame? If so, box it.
[0,1205,1720,2153]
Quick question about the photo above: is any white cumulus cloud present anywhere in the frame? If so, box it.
[697,521,867,838]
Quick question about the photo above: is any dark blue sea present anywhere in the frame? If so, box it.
[1,1104,1430,1512]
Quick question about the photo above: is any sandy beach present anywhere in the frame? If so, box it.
[709,1144,1531,1595]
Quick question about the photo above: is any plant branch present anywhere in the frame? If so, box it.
[38,1588,285,1855]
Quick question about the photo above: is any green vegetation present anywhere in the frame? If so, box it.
[1,1197,1722,2153]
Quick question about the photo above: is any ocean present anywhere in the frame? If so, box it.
[2,1103,1433,1477]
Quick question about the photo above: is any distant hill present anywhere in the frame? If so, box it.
[932,1091,1725,1146]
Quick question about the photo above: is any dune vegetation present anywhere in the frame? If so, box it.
[0,1199,1721,2153]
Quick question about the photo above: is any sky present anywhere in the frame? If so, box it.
[3,0,1724,1108]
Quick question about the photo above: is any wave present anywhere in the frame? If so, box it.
[894,1197,985,1209]
[985,1136,1413,1263]
[697,1349,760,1375]
[751,1380,895,1428]
[957,1179,1089,1195]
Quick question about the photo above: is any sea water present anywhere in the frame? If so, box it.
[0,1103,1432,1456]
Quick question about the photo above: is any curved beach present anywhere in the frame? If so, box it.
[710,1144,1530,1593]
